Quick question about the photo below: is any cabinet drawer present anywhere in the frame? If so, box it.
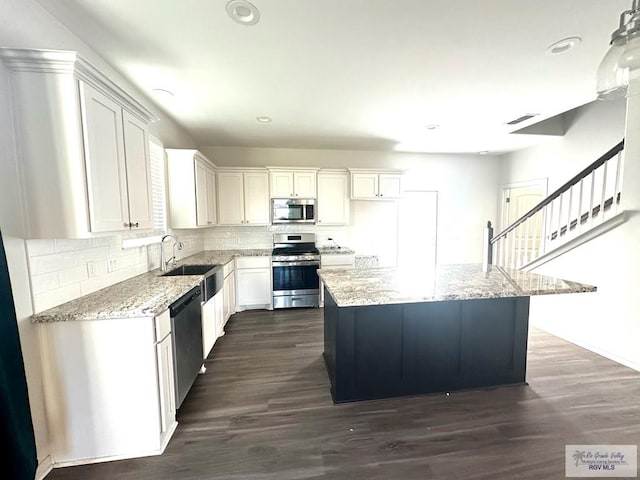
[155,309,171,341]
[236,256,270,269]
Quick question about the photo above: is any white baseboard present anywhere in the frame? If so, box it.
[534,324,640,373]
[35,455,53,480]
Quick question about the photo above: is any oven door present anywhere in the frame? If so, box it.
[272,261,320,295]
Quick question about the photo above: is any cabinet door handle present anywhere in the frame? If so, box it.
[134,222,139,227]
[379,194,383,197]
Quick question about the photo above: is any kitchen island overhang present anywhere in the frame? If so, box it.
[319,264,596,403]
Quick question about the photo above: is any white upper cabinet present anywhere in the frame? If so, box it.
[217,169,270,225]
[378,174,403,199]
[0,48,157,238]
[122,110,154,230]
[81,82,153,232]
[217,172,245,225]
[268,168,317,198]
[349,169,403,200]
[317,170,350,225]
[166,150,217,228]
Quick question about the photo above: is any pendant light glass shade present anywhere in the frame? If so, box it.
[597,43,628,99]
[597,1,640,100]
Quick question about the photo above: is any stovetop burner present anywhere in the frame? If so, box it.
[271,233,319,258]
[271,244,320,256]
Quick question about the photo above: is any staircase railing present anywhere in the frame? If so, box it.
[488,140,625,269]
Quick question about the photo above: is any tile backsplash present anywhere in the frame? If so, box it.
[26,230,204,313]
[203,224,350,250]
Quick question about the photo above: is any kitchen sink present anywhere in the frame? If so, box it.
[162,264,219,276]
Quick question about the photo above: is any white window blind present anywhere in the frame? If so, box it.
[148,135,167,232]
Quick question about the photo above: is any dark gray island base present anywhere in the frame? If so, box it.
[319,264,597,403]
[323,288,530,403]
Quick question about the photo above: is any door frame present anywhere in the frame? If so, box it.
[500,178,548,232]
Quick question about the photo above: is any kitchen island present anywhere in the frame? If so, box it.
[318,264,596,403]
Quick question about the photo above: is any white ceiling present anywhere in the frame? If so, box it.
[36,0,629,154]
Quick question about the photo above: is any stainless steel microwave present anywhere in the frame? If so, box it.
[272,198,316,224]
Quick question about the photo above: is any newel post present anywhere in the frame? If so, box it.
[483,221,494,272]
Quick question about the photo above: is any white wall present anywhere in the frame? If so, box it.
[0,0,199,474]
[499,98,640,370]
[201,146,501,265]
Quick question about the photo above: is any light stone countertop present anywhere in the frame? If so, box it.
[32,249,272,323]
[318,247,355,255]
[318,264,597,307]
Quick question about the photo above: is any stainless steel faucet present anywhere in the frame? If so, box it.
[160,234,184,272]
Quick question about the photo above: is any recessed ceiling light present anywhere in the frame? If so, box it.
[425,124,440,130]
[546,37,582,56]
[151,88,174,98]
[226,0,260,26]
[256,116,272,123]
[479,151,490,155]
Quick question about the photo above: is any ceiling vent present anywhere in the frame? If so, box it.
[505,114,539,126]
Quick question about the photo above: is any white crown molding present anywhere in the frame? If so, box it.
[0,48,158,124]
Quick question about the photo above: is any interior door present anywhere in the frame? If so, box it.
[501,181,546,264]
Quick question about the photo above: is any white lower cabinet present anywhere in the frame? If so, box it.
[203,288,225,358]
[214,288,224,335]
[202,296,217,358]
[39,311,177,466]
[223,261,236,325]
[156,327,176,441]
[235,256,272,310]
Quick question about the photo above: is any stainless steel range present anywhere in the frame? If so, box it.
[272,233,320,309]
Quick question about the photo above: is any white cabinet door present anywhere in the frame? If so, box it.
[223,274,231,322]
[156,332,176,438]
[351,173,379,199]
[378,174,403,199]
[195,159,208,227]
[206,168,217,225]
[271,171,294,198]
[81,82,130,232]
[243,172,270,225]
[317,172,349,224]
[227,270,236,323]
[236,268,271,306]
[214,289,224,336]
[122,110,153,230]
[202,298,217,358]
[217,172,245,225]
[294,172,317,197]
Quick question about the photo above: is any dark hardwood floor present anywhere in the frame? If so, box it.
[46,308,640,480]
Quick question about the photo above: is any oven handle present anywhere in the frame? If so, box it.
[272,261,320,267]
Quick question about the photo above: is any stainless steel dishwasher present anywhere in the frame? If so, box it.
[169,285,203,409]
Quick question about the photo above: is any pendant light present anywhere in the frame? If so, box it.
[597,0,640,99]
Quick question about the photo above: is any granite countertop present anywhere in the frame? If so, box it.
[318,264,597,307]
[318,247,355,255]
[32,249,272,323]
